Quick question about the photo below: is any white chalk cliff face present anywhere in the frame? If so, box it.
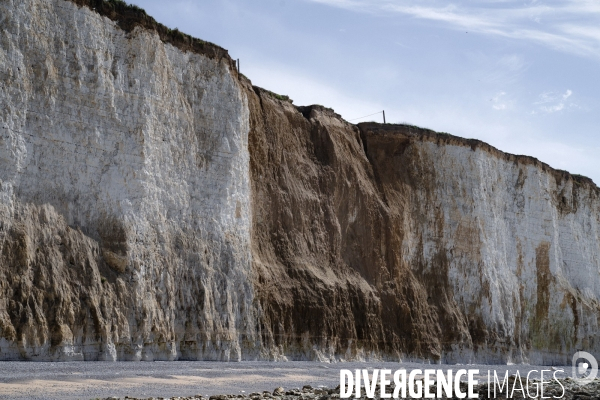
[359,126,600,364]
[0,0,255,360]
[1,0,600,363]
[424,142,600,365]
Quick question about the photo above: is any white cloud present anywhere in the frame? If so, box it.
[533,89,575,113]
[492,91,509,110]
[560,25,600,42]
[304,0,600,60]
[499,54,526,72]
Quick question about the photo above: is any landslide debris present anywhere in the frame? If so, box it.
[93,378,600,400]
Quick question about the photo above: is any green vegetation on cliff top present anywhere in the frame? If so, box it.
[68,0,230,61]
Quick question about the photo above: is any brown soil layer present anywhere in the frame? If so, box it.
[246,90,470,360]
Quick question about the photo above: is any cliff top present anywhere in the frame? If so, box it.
[359,122,598,192]
[66,0,596,194]
[67,0,232,62]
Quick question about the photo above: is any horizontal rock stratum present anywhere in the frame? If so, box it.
[0,0,599,363]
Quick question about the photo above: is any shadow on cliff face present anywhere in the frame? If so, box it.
[97,215,130,274]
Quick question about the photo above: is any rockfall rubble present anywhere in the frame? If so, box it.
[93,379,600,400]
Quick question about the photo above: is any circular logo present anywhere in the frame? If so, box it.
[572,351,598,385]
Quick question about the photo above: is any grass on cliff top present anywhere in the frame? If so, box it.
[263,89,293,103]
[68,0,230,60]
[571,173,596,186]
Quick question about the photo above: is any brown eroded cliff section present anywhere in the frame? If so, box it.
[1,0,599,363]
[248,91,453,361]
[246,86,600,363]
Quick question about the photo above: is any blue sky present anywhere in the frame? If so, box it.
[129,0,600,184]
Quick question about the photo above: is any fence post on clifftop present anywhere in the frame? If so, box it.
[237,59,240,78]
[383,110,386,124]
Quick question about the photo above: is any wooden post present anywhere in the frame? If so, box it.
[383,110,386,124]
[237,59,240,77]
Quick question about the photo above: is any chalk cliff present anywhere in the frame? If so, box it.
[0,0,255,361]
[0,0,599,364]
